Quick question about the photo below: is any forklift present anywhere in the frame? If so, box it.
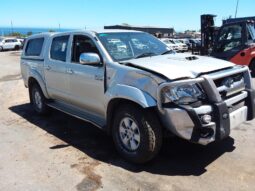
[200,14,255,76]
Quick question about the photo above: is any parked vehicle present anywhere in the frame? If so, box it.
[169,39,188,52]
[200,15,255,76]
[0,38,22,51]
[159,38,178,51]
[189,39,201,48]
[178,39,192,49]
[21,30,255,163]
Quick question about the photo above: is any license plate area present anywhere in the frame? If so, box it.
[229,106,248,129]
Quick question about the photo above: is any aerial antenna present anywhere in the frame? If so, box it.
[235,0,239,18]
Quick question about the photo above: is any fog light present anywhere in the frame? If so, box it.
[201,114,212,124]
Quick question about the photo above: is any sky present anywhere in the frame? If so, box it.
[0,0,254,31]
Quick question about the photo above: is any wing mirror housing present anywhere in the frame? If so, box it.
[79,53,101,65]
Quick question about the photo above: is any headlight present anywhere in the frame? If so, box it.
[164,83,204,105]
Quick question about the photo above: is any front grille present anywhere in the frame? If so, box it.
[213,72,245,100]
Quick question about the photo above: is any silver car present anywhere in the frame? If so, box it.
[20,30,255,163]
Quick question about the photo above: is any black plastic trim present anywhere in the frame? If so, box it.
[21,57,44,61]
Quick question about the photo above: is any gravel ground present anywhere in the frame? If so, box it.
[0,51,255,191]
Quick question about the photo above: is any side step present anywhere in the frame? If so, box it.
[47,101,105,129]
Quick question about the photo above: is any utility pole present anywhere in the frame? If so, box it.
[235,0,239,18]
[59,23,61,31]
[11,20,14,34]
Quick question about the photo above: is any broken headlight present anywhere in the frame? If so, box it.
[164,83,205,105]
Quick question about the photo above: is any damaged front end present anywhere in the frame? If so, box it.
[156,66,255,145]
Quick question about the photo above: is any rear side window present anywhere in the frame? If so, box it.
[25,38,44,56]
[50,35,69,62]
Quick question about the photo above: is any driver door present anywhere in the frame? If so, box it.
[66,34,105,116]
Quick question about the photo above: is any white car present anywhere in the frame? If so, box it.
[0,38,22,51]
[160,38,178,51]
[169,39,188,52]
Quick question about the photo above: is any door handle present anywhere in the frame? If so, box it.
[95,75,103,81]
[45,65,51,70]
[66,68,74,74]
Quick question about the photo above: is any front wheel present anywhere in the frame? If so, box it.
[0,46,3,52]
[112,104,162,164]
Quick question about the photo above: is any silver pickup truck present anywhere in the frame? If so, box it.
[21,30,255,163]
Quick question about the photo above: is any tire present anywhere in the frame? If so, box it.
[112,104,162,164]
[14,45,19,50]
[0,46,3,52]
[30,83,49,115]
[249,59,255,77]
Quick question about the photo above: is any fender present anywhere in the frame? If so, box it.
[28,69,50,99]
[105,84,157,108]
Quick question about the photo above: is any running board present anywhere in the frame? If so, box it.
[47,101,105,129]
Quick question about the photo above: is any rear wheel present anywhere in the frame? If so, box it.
[249,59,255,77]
[112,104,162,164]
[14,45,20,50]
[30,83,48,114]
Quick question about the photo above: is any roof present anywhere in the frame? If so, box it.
[105,24,173,30]
[25,29,144,39]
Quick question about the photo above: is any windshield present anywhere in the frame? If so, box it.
[162,39,171,44]
[173,39,181,43]
[97,32,171,61]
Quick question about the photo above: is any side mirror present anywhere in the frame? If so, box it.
[79,53,101,65]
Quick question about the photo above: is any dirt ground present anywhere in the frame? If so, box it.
[0,51,255,191]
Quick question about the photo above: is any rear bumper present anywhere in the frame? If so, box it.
[159,89,255,145]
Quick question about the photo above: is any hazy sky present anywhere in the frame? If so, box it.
[0,0,254,31]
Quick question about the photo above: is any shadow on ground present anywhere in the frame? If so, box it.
[9,103,235,176]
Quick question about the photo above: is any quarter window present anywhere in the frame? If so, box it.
[25,38,44,56]
[50,35,69,62]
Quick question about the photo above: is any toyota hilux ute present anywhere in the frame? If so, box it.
[20,30,255,163]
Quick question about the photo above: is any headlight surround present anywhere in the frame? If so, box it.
[163,83,204,105]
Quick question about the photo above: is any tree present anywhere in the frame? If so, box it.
[9,32,22,37]
[27,31,33,36]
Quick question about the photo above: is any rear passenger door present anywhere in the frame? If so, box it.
[44,35,71,102]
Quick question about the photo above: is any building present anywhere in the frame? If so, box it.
[104,24,174,37]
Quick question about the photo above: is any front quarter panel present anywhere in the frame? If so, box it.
[105,84,157,108]
[104,62,165,111]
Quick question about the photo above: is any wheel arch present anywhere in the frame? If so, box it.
[105,84,158,134]
[249,57,255,66]
[28,71,50,100]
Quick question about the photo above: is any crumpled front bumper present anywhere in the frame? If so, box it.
[156,66,255,145]
[159,89,255,145]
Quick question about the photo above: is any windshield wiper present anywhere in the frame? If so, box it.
[161,50,174,55]
[135,52,156,59]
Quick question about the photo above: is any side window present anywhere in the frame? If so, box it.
[216,25,242,52]
[71,35,100,63]
[5,39,11,43]
[50,35,69,62]
[25,38,44,56]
